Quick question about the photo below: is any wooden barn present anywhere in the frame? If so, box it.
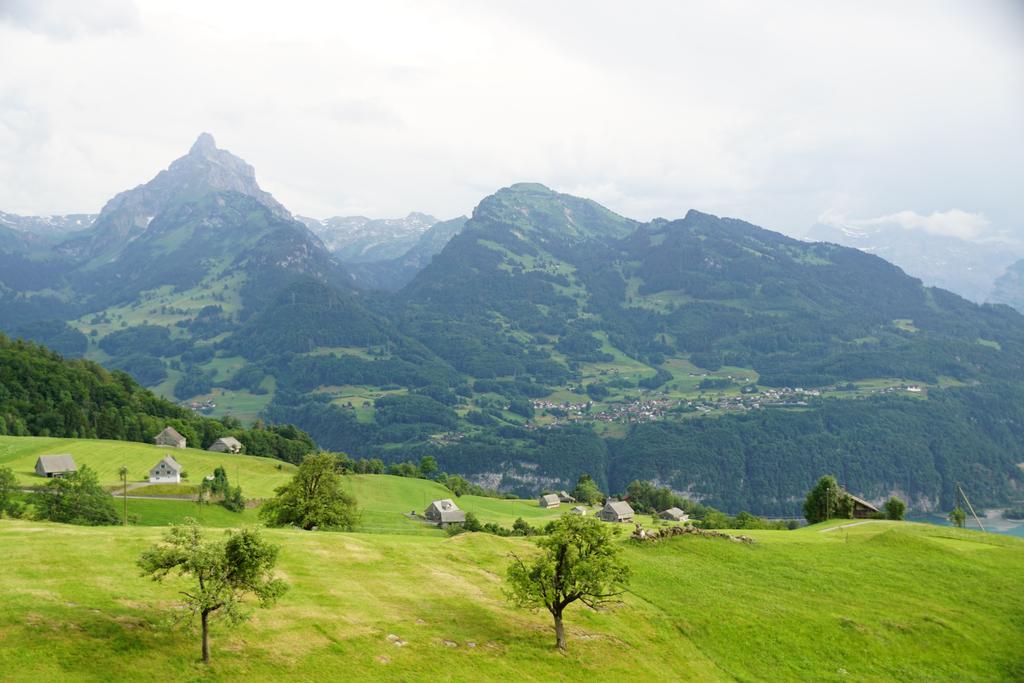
[424,499,466,525]
[598,500,635,523]
[538,493,560,509]
[35,454,77,478]
[849,494,880,519]
[154,426,186,449]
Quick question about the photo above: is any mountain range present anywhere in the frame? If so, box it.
[807,218,1022,305]
[2,134,1022,515]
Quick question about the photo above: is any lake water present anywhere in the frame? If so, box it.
[908,510,1024,538]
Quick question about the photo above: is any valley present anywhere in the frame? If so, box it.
[2,136,1023,517]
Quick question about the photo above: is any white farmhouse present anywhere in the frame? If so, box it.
[149,455,182,484]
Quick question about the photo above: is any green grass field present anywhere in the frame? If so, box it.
[0,436,295,498]
[0,518,1020,681]
[0,436,577,532]
[2,435,1022,680]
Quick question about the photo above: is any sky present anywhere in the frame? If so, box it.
[0,0,1021,240]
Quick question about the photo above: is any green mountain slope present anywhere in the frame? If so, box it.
[5,149,1024,516]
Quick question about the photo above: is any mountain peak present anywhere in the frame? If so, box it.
[189,132,217,156]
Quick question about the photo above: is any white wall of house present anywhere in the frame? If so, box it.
[149,464,181,483]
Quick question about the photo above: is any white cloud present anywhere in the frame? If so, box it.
[0,0,139,38]
[821,209,993,241]
[0,0,1020,235]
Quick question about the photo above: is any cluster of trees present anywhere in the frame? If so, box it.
[447,513,543,537]
[200,466,245,512]
[32,466,120,526]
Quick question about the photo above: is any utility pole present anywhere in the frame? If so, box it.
[118,465,128,526]
[957,483,986,532]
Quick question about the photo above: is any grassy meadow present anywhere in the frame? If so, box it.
[1,435,1022,680]
[0,435,295,498]
[0,518,1020,681]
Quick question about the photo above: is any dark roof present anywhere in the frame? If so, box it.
[848,494,879,512]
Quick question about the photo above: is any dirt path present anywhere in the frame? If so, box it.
[819,520,876,533]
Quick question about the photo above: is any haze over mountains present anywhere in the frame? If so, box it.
[808,215,1023,306]
[1,134,1023,515]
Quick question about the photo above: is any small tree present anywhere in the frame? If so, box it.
[571,474,604,506]
[138,520,287,664]
[118,465,129,526]
[506,514,630,651]
[32,465,119,526]
[949,506,966,528]
[803,475,854,524]
[883,496,907,521]
[260,453,358,530]
[0,466,23,517]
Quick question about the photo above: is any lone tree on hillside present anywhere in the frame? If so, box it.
[883,496,907,521]
[949,506,966,528]
[506,514,630,651]
[260,452,359,530]
[571,473,604,506]
[803,475,854,524]
[138,520,287,664]
[32,465,119,526]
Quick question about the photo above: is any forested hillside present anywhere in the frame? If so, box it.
[0,334,314,462]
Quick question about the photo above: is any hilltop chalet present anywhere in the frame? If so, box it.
[208,437,242,454]
[538,493,561,509]
[149,455,182,484]
[849,493,880,519]
[659,507,690,522]
[557,490,576,503]
[154,426,186,449]
[424,499,465,526]
[34,454,77,478]
[598,500,635,523]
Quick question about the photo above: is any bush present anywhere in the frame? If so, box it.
[883,497,907,520]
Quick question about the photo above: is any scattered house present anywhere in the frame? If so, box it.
[149,455,182,484]
[598,500,635,523]
[424,499,465,525]
[34,454,77,478]
[208,436,242,454]
[849,493,880,519]
[570,506,588,516]
[557,490,576,503]
[659,507,690,522]
[154,426,186,449]
[538,493,561,509]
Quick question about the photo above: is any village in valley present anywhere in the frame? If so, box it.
[525,381,928,429]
